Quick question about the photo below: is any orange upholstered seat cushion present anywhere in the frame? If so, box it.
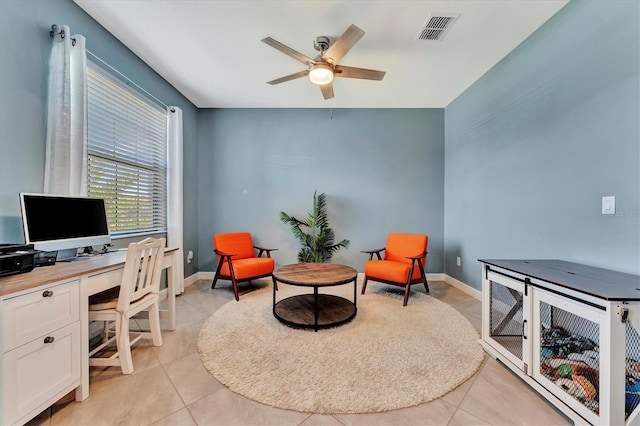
[213,232,256,259]
[220,257,274,279]
[365,260,411,282]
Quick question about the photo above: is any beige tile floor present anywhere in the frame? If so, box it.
[28,279,571,426]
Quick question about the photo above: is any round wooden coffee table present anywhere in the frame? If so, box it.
[272,263,358,331]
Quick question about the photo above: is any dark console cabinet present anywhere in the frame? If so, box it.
[479,259,640,425]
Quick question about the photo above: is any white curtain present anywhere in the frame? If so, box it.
[167,106,184,294]
[43,25,88,196]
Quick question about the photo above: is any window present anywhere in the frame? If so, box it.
[86,61,168,236]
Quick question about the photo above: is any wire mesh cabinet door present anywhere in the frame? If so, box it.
[532,287,604,424]
[531,285,633,426]
[482,269,531,374]
[530,285,640,425]
[624,304,640,425]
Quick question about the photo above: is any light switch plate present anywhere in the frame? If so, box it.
[602,196,615,215]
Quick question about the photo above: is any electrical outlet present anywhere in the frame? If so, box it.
[187,250,194,264]
[456,256,461,267]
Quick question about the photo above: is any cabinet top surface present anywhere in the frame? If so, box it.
[479,259,640,301]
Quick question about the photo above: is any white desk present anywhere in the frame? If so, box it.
[0,248,180,424]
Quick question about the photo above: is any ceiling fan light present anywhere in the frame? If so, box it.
[309,64,334,85]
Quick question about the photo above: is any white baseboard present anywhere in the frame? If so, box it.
[444,274,482,300]
[427,272,447,282]
[184,272,201,288]
[184,270,480,300]
[197,271,215,282]
[162,272,201,295]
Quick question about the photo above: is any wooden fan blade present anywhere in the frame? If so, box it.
[262,37,316,65]
[319,82,334,100]
[334,65,386,81]
[266,70,309,85]
[322,24,365,64]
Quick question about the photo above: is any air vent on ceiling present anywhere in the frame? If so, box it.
[417,13,459,41]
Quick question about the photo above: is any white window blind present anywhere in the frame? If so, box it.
[86,61,168,236]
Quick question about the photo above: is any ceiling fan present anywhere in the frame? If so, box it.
[261,24,386,100]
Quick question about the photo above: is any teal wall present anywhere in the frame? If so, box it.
[0,0,199,277]
[196,108,445,272]
[444,0,640,290]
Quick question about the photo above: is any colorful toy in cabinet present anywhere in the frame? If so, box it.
[626,378,640,413]
[555,376,597,401]
[545,357,599,389]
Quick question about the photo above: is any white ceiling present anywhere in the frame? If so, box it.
[73,0,569,108]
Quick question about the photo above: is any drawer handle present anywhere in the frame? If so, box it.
[42,290,54,297]
[44,336,55,344]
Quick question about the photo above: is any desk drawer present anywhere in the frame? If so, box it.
[85,268,123,295]
[1,321,80,425]
[2,280,80,351]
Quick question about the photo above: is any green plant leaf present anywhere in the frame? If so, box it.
[280,191,350,263]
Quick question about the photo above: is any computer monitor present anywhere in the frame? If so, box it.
[20,193,111,259]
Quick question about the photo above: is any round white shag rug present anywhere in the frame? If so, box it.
[197,282,484,414]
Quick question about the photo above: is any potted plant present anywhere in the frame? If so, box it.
[280,191,350,263]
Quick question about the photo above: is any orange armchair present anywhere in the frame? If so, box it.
[361,233,429,306]
[211,232,277,301]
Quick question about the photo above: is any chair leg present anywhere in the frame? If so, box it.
[402,271,415,306]
[101,320,110,344]
[149,303,163,347]
[231,277,240,301]
[117,315,134,374]
[418,260,429,293]
[403,283,411,306]
[211,258,224,289]
[227,263,240,301]
[361,276,369,295]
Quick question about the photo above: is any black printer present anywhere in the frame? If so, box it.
[0,244,39,277]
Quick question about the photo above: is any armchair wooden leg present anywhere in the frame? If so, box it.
[403,284,411,306]
[228,265,240,301]
[361,276,369,295]
[211,262,222,290]
[402,271,415,306]
[418,260,429,293]
[231,278,240,301]
[211,259,224,290]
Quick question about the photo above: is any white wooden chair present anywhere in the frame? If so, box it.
[88,237,166,374]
